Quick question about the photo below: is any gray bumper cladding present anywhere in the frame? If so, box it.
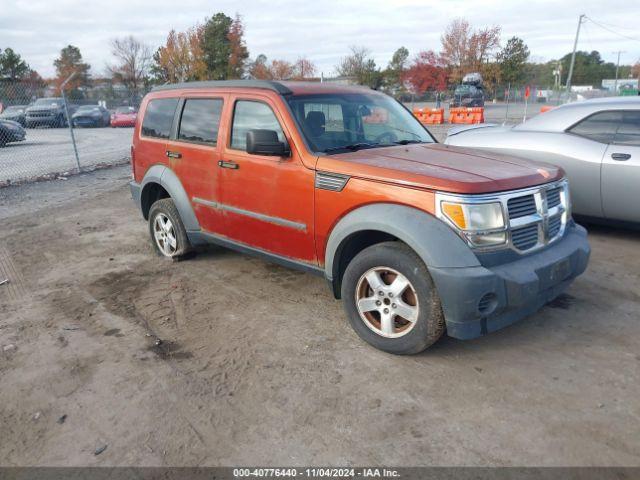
[429,223,590,340]
[130,181,141,208]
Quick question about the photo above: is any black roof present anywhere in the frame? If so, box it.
[151,80,293,95]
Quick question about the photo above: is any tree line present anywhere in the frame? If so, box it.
[0,14,638,102]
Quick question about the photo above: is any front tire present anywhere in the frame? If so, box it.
[148,198,192,259]
[341,242,444,355]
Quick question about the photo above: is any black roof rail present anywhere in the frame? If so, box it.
[151,80,293,95]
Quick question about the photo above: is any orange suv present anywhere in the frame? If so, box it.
[130,80,590,354]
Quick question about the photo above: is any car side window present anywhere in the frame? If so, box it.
[231,100,285,151]
[568,111,621,144]
[141,98,179,139]
[178,98,223,145]
[613,111,640,147]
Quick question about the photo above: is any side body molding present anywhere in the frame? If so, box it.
[324,203,480,284]
[139,165,201,232]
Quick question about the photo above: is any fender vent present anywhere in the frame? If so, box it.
[315,172,350,192]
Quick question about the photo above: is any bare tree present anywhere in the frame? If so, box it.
[109,36,152,95]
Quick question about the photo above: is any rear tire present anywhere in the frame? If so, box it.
[148,198,192,259]
[341,241,444,355]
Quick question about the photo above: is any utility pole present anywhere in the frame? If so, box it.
[612,50,626,95]
[566,14,586,96]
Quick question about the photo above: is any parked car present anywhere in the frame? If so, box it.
[129,80,590,354]
[0,119,26,146]
[0,105,27,126]
[25,97,73,128]
[449,72,485,108]
[445,97,640,224]
[72,105,111,127]
[110,106,137,127]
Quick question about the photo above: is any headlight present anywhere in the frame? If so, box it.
[436,195,507,248]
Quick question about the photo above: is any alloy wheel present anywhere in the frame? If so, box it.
[355,266,419,338]
[153,213,178,257]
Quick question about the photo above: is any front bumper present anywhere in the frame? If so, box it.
[73,117,100,127]
[26,114,58,126]
[429,223,590,340]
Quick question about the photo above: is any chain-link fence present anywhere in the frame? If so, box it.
[0,77,626,185]
[0,79,149,186]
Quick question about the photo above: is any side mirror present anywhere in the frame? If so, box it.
[246,129,289,156]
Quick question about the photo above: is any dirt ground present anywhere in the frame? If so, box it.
[0,165,639,466]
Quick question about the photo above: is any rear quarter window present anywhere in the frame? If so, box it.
[613,110,640,147]
[567,111,620,144]
[141,98,179,139]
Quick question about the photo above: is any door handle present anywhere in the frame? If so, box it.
[166,150,182,159]
[218,160,239,169]
[611,153,631,161]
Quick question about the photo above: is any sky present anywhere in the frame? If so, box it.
[2,0,640,79]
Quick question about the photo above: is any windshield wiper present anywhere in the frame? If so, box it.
[393,139,424,145]
[323,142,381,153]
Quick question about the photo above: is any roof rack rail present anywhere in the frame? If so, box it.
[151,80,292,95]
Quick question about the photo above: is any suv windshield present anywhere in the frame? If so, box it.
[77,105,99,112]
[287,92,434,154]
[454,85,472,96]
[116,107,135,114]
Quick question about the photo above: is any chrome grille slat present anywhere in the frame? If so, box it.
[547,188,561,208]
[512,223,539,250]
[507,194,537,219]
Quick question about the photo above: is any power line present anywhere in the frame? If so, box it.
[587,19,639,32]
[584,16,640,43]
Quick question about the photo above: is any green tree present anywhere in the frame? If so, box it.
[53,45,91,97]
[560,50,616,87]
[384,46,409,95]
[201,13,233,79]
[497,36,530,85]
[525,61,558,88]
[0,48,30,80]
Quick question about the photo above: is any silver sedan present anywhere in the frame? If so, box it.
[445,97,640,224]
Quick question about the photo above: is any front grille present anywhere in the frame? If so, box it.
[512,224,539,250]
[548,215,562,237]
[507,194,536,219]
[506,182,568,253]
[547,188,561,208]
[28,111,54,118]
[437,179,569,255]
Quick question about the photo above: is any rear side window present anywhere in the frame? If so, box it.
[231,101,285,151]
[178,98,223,145]
[141,98,178,139]
[568,111,620,144]
[613,111,640,147]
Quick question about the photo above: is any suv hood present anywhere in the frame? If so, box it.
[316,143,563,194]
